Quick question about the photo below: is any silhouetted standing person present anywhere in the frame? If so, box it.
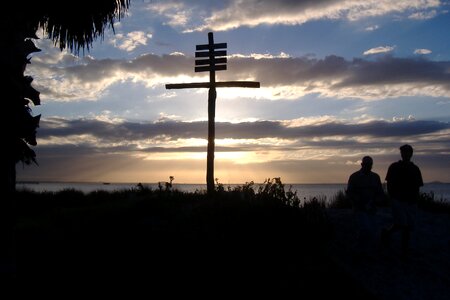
[382,144,423,256]
[347,156,384,250]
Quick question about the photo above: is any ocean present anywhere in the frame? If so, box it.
[16,181,450,203]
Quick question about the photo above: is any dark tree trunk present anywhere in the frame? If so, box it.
[1,157,16,194]
[0,156,17,276]
[0,20,39,277]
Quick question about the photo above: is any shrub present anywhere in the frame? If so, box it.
[418,191,450,214]
[328,190,351,209]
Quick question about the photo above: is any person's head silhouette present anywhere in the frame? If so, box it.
[400,144,413,162]
[361,156,373,173]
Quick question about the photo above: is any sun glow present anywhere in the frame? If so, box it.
[215,151,248,161]
[217,87,277,100]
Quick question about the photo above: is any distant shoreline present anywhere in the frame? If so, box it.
[16,180,450,185]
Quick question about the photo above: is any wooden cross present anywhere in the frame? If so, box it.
[166,32,260,195]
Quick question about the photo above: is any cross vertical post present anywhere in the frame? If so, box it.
[166,32,260,195]
[207,32,217,195]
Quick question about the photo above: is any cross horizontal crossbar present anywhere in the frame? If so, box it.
[165,81,260,89]
[196,43,227,50]
[195,65,227,72]
[195,50,227,58]
[195,58,227,66]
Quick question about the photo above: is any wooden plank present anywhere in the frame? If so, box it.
[195,58,227,66]
[196,43,227,50]
[215,81,260,88]
[166,82,211,89]
[195,65,227,72]
[165,81,260,89]
[195,50,227,58]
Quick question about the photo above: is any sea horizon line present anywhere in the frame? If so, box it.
[16,180,449,185]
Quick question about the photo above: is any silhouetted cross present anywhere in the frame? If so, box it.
[166,32,260,195]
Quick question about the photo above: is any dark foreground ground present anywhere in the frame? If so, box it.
[0,188,373,297]
[5,187,449,298]
[327,207,450,300]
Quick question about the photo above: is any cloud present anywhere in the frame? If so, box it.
[408,9,437,20]
[414,48,432,55]
[38,116,449,145]
[22,116,448,183]
[224,55,450,99]
[364,25,379,31]
[182,0,441,31]
[230,52,291,59]
[110,31,153,51]
[27,42,450,102]
[16,104,450,183]
[363,46,395,55]
[146,0,200,28]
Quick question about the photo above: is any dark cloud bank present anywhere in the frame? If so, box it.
[36,53,450,99]
[39,117,449,151]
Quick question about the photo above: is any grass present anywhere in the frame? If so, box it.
[10,178,377,297]
[327,188,450,213]
[15,178,447,294]
[417,191,450,213]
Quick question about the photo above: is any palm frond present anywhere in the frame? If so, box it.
[7,0,131,54]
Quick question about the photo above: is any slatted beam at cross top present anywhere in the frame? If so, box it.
[165,32,260,195]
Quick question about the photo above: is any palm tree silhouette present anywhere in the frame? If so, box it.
[1,1,131,193]
[0,1,132,276]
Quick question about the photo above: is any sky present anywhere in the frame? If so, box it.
[17,0,450,184]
